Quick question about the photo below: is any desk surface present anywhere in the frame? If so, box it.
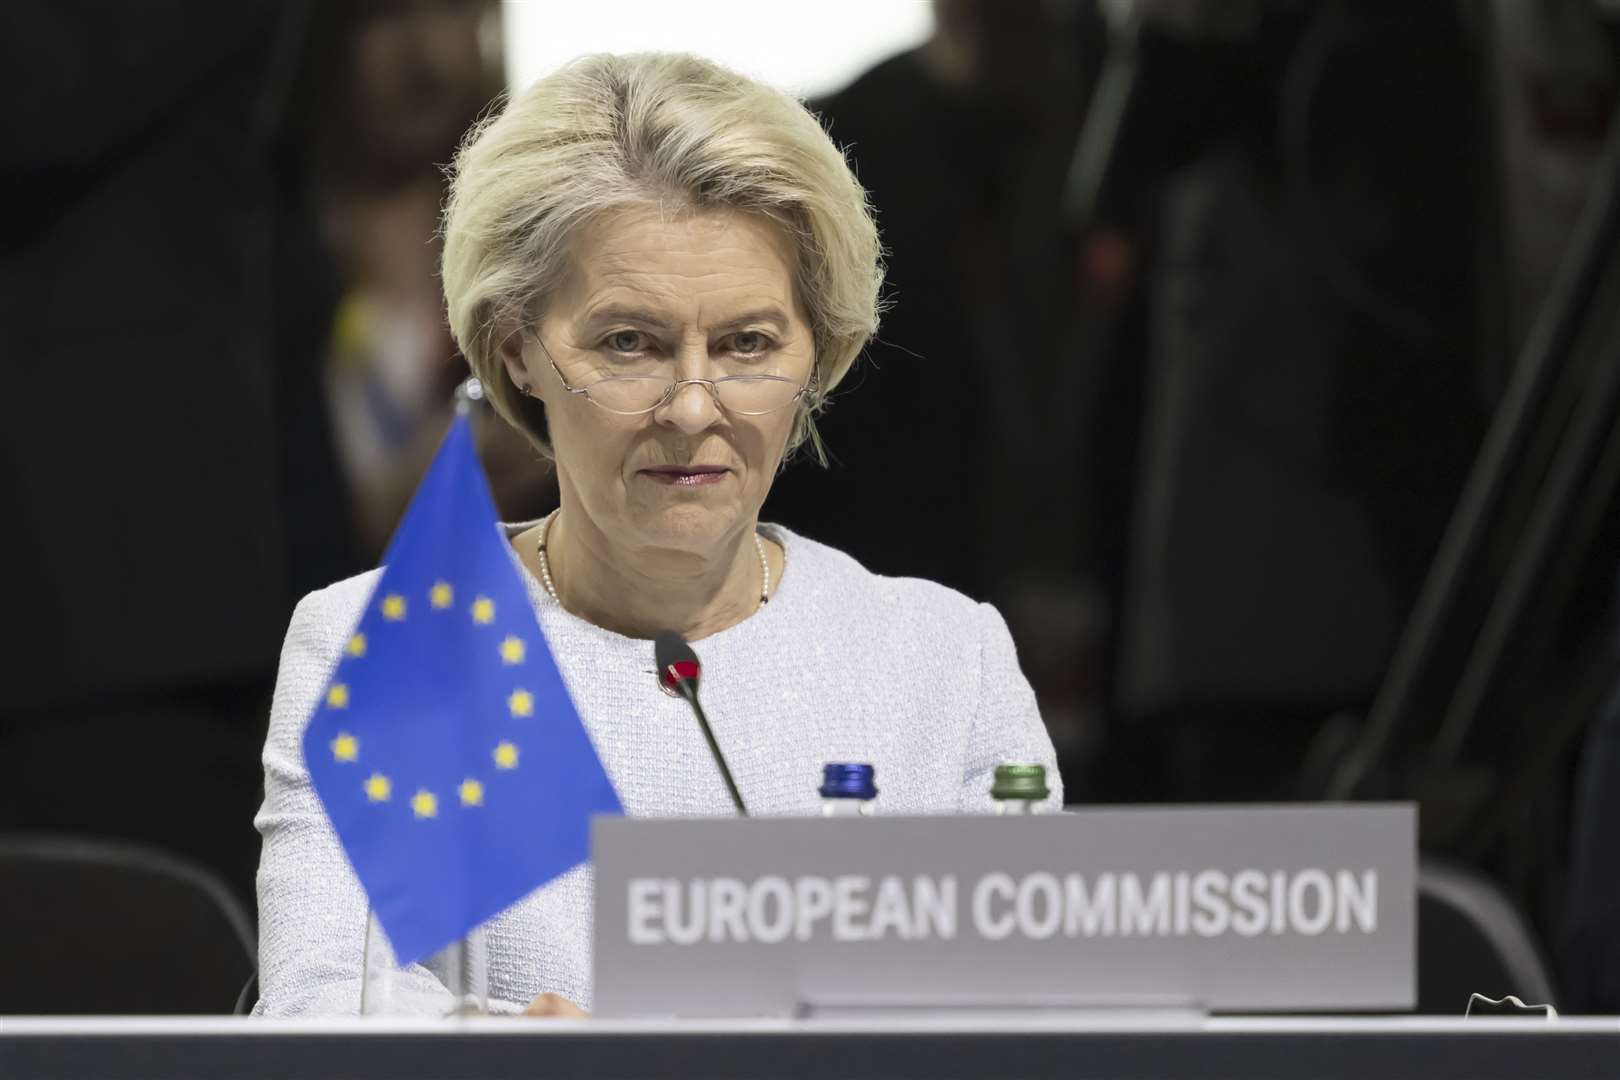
[3,1016,1617,1080]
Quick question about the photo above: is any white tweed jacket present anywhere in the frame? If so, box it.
[252,524,1060,1016]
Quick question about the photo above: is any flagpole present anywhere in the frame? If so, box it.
[360,379,491,1018]
[449,372,489,1017]
[447,926,490,1015]
[360,909,392,1015]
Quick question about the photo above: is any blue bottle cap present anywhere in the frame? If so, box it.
[819,762,877,800]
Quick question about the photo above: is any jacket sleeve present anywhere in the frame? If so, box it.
[958,602,1064,812]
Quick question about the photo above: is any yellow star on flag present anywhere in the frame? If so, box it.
[471,596,495,624]
[493,741,519,770]
[381,594,407,621]
[430,581,454,609]
[508,688,533,718]
[331,733,358,762]
[345,633,367,658]
[326,683,350,709]
[364,773,391,802]
[499,636,526,665]
[411,789,438,819]
[459,778,484,807]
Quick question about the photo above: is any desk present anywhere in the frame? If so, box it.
[3,1016,1617,1080]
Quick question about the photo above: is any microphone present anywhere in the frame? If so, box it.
[654,630,749,817]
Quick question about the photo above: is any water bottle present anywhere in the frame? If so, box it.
[819,762,877,816]
[991,763,1049,814]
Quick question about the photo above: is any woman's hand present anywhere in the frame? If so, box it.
[521,991,589,1018]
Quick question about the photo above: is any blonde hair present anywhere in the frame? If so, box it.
[440,52,884,461]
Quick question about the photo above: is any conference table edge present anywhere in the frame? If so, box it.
[4,1015,1618,1080]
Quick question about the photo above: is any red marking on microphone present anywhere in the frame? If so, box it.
[659,659,700,693]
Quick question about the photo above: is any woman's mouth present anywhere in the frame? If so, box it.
[639,465,731,487]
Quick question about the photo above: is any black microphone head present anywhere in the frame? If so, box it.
[654,629,744,814]
[654,630,696,671]
[654,630,701,695]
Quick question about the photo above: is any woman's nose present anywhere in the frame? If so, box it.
[656,378,724,435]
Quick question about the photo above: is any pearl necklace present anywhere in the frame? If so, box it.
[534,511,774,610]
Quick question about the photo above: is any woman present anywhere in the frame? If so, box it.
[255,52,1060,1017]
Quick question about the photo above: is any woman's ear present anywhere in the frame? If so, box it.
[496,322,530,395]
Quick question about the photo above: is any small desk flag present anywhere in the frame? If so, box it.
[303,411,622,965]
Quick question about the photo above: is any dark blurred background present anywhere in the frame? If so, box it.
[1,0,1617,1015]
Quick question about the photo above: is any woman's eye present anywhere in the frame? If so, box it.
[604,330,646,353]
[729,331,771,355]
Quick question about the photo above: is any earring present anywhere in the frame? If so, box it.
[519,384,534,397]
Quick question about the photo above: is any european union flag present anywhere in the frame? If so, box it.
[303,410,622,965]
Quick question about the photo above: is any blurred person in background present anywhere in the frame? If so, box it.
[1110,1,1488,800]
[297,0,552,558]
[1492,0,1619,1014]
[0,1,358,905]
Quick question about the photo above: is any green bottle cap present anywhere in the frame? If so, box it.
[990,763,1049,801]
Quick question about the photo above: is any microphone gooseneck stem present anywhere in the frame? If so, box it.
[681,687,749,817]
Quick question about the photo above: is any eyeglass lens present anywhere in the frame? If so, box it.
[585,375,801,415]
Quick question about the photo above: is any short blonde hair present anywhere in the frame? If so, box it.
[440,52,883,461]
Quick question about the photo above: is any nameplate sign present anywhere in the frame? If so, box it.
[592,804,1415,1017]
